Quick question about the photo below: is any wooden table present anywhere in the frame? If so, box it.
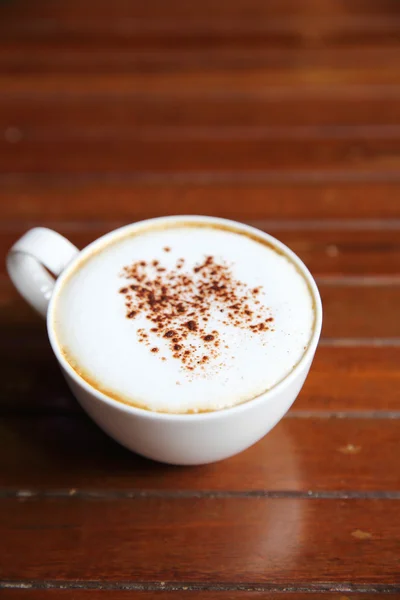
[1,0,399,597]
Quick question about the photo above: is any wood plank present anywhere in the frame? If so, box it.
[3,96,400,130]
[320,285,400,338]
[2,281,399,337]
[1,417,399,491]
[4,135,400,174]
[2,69,400,96]
[1,0,400,21]
[2,46,400,75]
[1,342,399,415]
[1,583,400,600]
[301,346,400,413]
[1,180,399,221]
[1,497,399,583]
[1,12,400,50]
[1,227,399,277]
[280,228,400,276]
[2,18,400,53]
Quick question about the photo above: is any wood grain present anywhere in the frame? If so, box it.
[3,0,399,51]
[1,417,399,492]
[1,497,399,583]
[1,180,399,221]
[301,346,400,413]
[1,21,400,52]
[2,0,400,20]
[4,135,400,174]
[3,94,400,130]
[1,592,399,599]
[3,97,400,132]
[319,285,400,338]
[2,45,400,75]
[3,70,400,95]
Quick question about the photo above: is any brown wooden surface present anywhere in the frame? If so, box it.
[4,96,400,129]
[1,417,399,492]
[2,180,400,220]
[5,136,400,174]
[2,595,400,600]
[2,497,400,583]
[0,0,399,596]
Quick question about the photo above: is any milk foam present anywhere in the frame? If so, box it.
[53,225,314,413]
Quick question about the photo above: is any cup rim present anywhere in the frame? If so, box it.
[47,215,323,421]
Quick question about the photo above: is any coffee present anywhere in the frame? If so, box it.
[53,223,315,413]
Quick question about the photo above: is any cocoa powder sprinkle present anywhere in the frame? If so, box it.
[119,253,273,371]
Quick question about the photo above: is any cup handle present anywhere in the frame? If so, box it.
[6,227,79,319]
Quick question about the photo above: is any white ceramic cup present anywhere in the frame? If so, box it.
[7,216,322,465]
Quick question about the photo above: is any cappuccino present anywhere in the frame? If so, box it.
[53,223,314,413]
